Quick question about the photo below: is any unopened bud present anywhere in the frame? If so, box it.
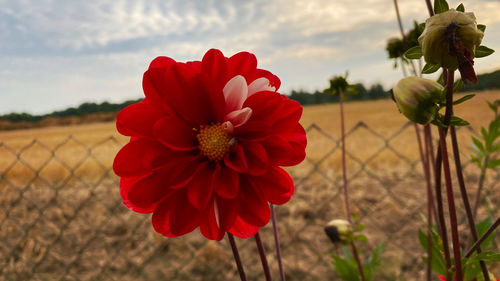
[418,9,483,70]
[324,219,352,245]
[393,76,444,125]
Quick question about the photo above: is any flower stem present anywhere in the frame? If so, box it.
[339,88,351,223]
[424,0,434,17]
[434,145,452,281]
[472,156,489,220]
[270,204,286,281]
[255,232,272,281]
[415,124,433,281]
[228,233,247,281]
[450,126,490,281]
[439,69,463,281]
[339,89,365,281]
[465,217,500,258]
[350,241,366,281]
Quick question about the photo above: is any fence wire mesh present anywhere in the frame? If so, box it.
[0,121,499,281]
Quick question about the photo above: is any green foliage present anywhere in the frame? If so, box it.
[477,24,486,32]
[0,99,142,123]
[404,46,423,60]
[456,3,465,12]
[418,216,498,281]
[453,94,474,105]
[422,63,440,74]
[331,242,385,281]
[325,72,350,95]
[470,100,500,169]
[434,0,450,14]
[475,46,495,58]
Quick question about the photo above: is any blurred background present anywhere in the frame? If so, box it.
[1,0,500,280]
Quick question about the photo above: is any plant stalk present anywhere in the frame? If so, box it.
[228,233,248,281]
[339,88,352,223]
[450,126,490,281]
[255,232,272,281]
[472,155,489,220]
[350,241,367,281]
[415,124,433,281]
[439,69,462,281]
[270,204,286,281]
[465,217,500,258]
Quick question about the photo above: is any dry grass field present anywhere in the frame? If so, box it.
[1,90,500,281]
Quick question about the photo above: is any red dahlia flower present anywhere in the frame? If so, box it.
[113,49,307,241]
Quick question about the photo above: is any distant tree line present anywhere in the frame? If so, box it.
[0,99,141,123]
[1,69,499,123]
[289,83,388,105]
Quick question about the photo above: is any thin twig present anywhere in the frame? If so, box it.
[339,89,351,222]
[465,217,500,258]
[350,242,367,281]
[228,233,248,281]
[472,156,489,220]
[439,69,463,281]
[450,126,490,281]
[255,232,272,281]
[415,124,433,281]
[270,204,286,281]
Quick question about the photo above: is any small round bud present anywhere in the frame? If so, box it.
[324,219,352,245]
[393,76,444,125]
[418,9,484,69]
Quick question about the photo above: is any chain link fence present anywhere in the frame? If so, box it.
[0,121,499,281]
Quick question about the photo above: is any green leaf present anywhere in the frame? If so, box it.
[456,3,465,12]
[418,22,426,33]
[477,24,486,32]
[422,63,441,74]
[418,229,447,276]
[363,242,385,280]
[434,0,450,14]
[487,101,498,114]
[453,79,465,93]
[357,224,365,232]
[404,46,423,59]
[450,116,470,126]
[468,251,500,263]
[431,118,447,128]
[453,94,474,105]
[475,45,495,58]
[471,137,485,154]
[332,254,360,281]
[355,234,368,242]
[487,158,500,169]
[476,216,494,248]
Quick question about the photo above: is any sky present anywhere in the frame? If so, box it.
[1,0,500,115]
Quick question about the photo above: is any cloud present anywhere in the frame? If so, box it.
[0,0,499,114]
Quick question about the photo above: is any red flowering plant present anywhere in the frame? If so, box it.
[113,49,306,243]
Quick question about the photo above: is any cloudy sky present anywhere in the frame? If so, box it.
[1,0,499,115]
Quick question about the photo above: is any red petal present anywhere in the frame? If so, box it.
[254,167,294,205]
[153,115,197,151]
[163,63,225,126]
[242,141,269,176]
[113,138,171,177]
[200,196,239,240]
[116,101,164,137]
[212,164,239,198]
[142,67,178,114]
[262,135,295,166]
[120,176,156,214]
[151,199,176,237]
[167,191,203,236]
[224,143,248,173]
[248,69,281,90]
[238,176,270,227]
[273,96,303,133]
[227,52,257,80]
[148,56,176,70]
[187,162,216,209]
[201,49,228,91]
[128,171,177,209]
[228,216,260,238]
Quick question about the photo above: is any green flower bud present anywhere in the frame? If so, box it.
[418,9,484,69]
[324,219,352,245]
[393,76,444,125]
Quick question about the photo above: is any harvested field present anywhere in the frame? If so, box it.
[1,91,500,280]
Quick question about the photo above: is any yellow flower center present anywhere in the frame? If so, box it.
[196,124,232,161]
